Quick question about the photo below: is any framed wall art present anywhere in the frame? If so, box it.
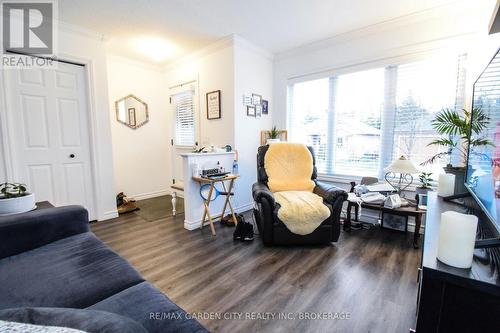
[247,105,256,117]
[206,90,221,119]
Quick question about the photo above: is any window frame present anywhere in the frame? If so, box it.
[170,82,200,148]
[286,52,466,181]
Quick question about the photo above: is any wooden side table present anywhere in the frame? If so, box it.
[345,200,426,248]
[192,174,239,236]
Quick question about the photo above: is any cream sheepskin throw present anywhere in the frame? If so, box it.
[274,191,331,235]
[264,143,315,193]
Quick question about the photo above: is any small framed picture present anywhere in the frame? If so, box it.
[206,90,221,120]
[247,105,256,117]
[252,93,262,105]
[262,100,268,114]
[128,108,136,127]
[243,94,252,106]
[381,212,408,232]
[256,104,262,117]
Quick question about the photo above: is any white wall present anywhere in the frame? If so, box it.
[107,56,171,200]
[233,37,274,210]
[0,26,118,220]
[272,2,494,130]
[161,35,274,212]
[164,40,235,148]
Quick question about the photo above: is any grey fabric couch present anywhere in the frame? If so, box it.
[0,206,208,333]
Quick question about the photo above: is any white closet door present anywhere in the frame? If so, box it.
[4,62,96,219]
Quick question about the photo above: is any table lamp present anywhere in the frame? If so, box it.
[384,156,419,194]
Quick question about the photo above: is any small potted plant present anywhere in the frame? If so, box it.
[416,172,433,195]
[0,182,36,215]
[267,126,281,144]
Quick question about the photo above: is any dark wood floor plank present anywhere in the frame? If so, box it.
[91,209,419,333]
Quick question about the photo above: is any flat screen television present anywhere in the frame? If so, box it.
[466,47,500,236]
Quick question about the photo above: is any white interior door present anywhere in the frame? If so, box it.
[4,62,96,219]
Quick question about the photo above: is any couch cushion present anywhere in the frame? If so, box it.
[88,282,208,333]
[0,232,144,309]
[0,307,147,333]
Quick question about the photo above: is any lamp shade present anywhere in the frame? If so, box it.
[384,156,419,174]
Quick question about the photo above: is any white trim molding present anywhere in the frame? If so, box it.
[131,189,172,201]
[101,210,119,221]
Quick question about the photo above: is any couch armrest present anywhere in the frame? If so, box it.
[0,205,89,259]
[252,182,275,207]
[314,181,348,204]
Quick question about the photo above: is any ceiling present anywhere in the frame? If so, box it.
[58,0,492,65]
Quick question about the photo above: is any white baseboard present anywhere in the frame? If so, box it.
[99,209,118,221]
[183,202,254,231]
[131,189,171,201]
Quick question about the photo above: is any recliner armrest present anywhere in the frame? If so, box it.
[314,181,348,204]
[252,182,275,206]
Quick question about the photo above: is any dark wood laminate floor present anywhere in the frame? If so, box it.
[91,210,420,333]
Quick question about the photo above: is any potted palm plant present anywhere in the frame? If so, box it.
[266,126,281,144]
[422,107,493,194]
[0,182,36,215]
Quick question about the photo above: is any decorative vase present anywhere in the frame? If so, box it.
[443,165,466,195]
[266,138,280,144]
[415,187,431,196]
[0,193,36,215]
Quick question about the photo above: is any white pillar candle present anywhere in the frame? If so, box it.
[437,173,455,197]
[437,211,478,268]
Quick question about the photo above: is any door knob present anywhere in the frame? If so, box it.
[69,154,75,158]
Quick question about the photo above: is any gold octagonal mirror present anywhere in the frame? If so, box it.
[115,94,149,129]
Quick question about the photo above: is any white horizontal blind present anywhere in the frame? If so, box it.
[288,78,330,173]
[287,53,467,178]
[390,55,466,177]
[333,68,384,176]
[172,90,195,146]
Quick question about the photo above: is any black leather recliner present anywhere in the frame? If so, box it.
[252,145,348,246]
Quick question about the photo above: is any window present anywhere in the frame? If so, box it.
[288,54,466,178]
[333,68,384,176]
[172,89,195,146]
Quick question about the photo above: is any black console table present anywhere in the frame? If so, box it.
[415,192,500,332]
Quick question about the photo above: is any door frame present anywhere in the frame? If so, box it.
[0,53,100,220]
[169,77,200,186]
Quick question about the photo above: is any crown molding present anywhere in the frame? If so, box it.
[274,0,484,62]
[58,20,106,41]
[106,53,165,72]
[163,35,235,72]
[233,34,274,61]
[163,34,274,72]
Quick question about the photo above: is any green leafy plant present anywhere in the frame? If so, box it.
[0,182,28,199]
[421,107,494,166]
[418,172,433,189]
[192,146,205,153]
[268,126,279,139]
